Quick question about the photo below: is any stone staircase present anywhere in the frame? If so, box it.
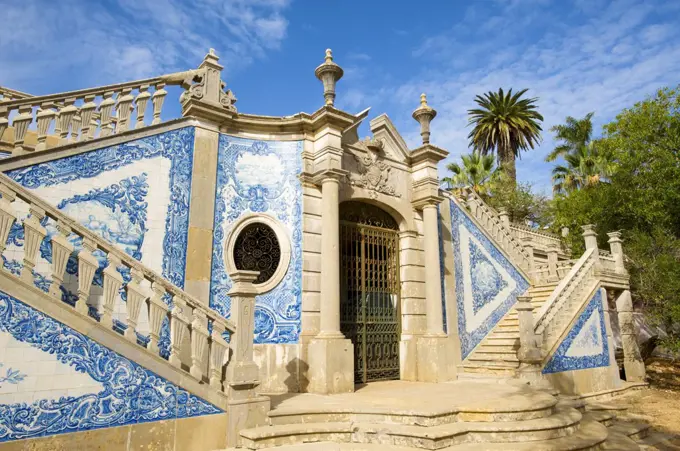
[462,282,559,377]
[214,380,678,450]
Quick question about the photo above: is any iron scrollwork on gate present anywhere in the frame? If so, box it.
[340,202,401,384]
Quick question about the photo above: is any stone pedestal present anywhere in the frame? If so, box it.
[616,290,646,382]
[416,335,454,382]
[307,337,354,394]
[226,395,270,447]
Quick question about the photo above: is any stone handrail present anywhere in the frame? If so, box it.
[0,86,32,102]
[534,247,598,350]
[0,70,205,154]
[459,187,533,274]
[509,223,565,253]
[0,171,235,392]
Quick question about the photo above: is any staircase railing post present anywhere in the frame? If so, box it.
[516,296,548,387]
[607,231,627,275]
[546,243,560,283]
[225,270,270,447]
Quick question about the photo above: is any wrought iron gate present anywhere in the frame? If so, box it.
[340,202,401,384]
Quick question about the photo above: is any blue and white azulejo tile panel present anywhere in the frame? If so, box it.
[210,135,302,344]
[449,199,530,359]
[0,290,220,443]
[542,288,610,374]
[3,127,194,291]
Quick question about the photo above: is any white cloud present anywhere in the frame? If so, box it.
[342,0,680,192]
[0,0,291,92]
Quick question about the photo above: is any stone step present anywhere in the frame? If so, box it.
[496,323,520,332]
[462,365,517,377]
[488,330,521,339]
[468,352,520,362]
[476,345,519,354]
[240,408,584,450]
[609,420,651,441]
[582,410,616,427]
[219,444,422,451]
[600,430,642,450]
[441,419,607,450]
[484,337,520,346]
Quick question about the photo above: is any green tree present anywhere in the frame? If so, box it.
[467,88,544,184]
[551,143,616,194]
[546,112,595,162]
[442,151,497,196]
[549,86,680,350]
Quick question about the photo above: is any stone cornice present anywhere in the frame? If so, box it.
[409,143,449,165]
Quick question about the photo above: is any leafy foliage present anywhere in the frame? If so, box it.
[546,112,595,162]
[487,172,549,226]
[468,88,544,184]
[442,151,498,196]
[549,86,680,349]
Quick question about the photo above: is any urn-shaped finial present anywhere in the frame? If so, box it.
[315,49,344,106]
[412,93,437,144]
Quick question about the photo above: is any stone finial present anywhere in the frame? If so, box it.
[315,49,344,106]
[412,93,437,144]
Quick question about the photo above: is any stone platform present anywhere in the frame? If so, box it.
[218,380,667,450]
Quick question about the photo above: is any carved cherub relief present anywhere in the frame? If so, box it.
[348,137,401,199]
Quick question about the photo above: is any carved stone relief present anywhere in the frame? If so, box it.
[347,138,401,199]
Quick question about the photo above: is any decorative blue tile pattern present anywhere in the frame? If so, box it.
[5,127,194,289]
[210,136,302,344]
[0,290,220,442]
[0,364,26,388]
[449,199,530,359]
[542,289,610,374]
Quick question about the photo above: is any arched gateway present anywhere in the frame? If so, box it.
[339,201,401,383]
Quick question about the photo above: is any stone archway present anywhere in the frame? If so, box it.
[339,201,401,384]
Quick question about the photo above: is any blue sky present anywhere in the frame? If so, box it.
[1,0,679,193]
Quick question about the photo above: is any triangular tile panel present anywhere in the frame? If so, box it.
[542,288,610,374]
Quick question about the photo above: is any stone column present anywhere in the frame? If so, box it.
[607,231,626,275]
[416,201,453,382]
[516,296,546,386]
[615,290,646,382]
[225,270,270,447]
[307,171,354,394]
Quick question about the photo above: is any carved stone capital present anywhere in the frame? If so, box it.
[311,168,348,187]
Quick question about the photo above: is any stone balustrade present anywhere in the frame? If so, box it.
[534,247,598,351]
[509,222,566,255]
[0,86,32,102]
[0,173,238,393]
[460,188,533,274]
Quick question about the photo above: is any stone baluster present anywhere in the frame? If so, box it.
[616,290,646,382]
[210,321,229,390]
[99,92,116,137]
[521,236,535,275]
[35,103,56,151]
[125,267,147,343]
[57,98,77,143]
[101,253,123,329]
[546,243,559,282]
[607,231,626,274]
[70,113,82,143]
[498,207,510,227]
[79,95,97,140]
[76,238,99,315]
[21,205,46,284]
[169,295,190,368]
[88,112,100,139]
[466,192,478,217]
[115,88,135,132]
[190,309,209,380]
[0,110,8,142]
[151,83,167,125]
[49,221,74,298]
[12,105,33,152]
[53,111,62,136]
[134,85,151,129]
[0,184,17,255]
[147,282,169,353]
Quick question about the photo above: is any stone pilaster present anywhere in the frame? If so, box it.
[184,123,219,303]
[615,290,646,382]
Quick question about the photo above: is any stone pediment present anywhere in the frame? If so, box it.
[369,114,410,163]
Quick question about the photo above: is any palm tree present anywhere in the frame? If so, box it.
[551,143,615,194]
[546,112,594,162]
[467,88,544,185]
[442,151,497,197]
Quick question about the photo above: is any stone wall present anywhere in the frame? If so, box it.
[446,199,530,359]
[0,289,222,444]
